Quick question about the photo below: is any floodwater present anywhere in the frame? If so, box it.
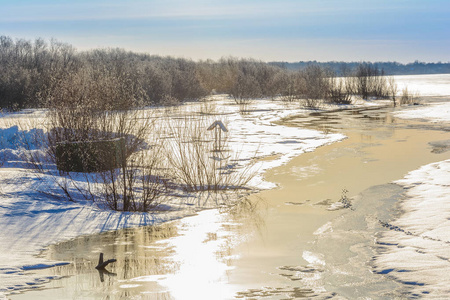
[10,101,450,299]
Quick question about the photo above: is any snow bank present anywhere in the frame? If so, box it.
[374,160,450,297]
[393,101,450,123]
[0,126,46,168]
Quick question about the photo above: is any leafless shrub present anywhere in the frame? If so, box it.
[230,71,261,104]
[139,56,208,104]
[91,141,169,211]
[302,65,330,102]
[326,76,352,105]
[279,72,305,102]
[351,63,389,99]
[164,116,256,192]
[198,99,218,115]
[18,107,169,211]
[19,104,257,209]
[399,87,420,105]
[12,63,171,211]
[277,65,331,109]
[388,77,398,107]
[279,66,353,107]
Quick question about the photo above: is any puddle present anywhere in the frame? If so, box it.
[10,105,450,299]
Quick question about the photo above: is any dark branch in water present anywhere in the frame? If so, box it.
[95,253,117,270]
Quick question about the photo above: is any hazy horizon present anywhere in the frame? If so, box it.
[2,0,449,63]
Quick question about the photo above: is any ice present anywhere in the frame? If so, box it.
[313,221,333,235]
[302,251,326,267]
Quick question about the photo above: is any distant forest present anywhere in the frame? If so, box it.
[270,61,450,76]
[0,36,447,110]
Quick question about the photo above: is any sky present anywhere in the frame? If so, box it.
[1,0,449,63]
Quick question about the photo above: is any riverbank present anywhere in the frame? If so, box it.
[372,100,450,298]
[1,95,351,298]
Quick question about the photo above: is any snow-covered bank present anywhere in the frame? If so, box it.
[393,101,450,123]
[0,96,347,298]
[374,160,450,297]
[372,85,450,297]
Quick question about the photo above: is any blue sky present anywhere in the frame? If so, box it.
[1,0,449,62]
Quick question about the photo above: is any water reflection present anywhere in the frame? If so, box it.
[25,223,179,299]
[220,197,267,236]
[13,196,265,300]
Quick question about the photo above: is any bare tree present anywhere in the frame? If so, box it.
[230,71,261,103]
[352,63,389,99]
[388,76,398,107]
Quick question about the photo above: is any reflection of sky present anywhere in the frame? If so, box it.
[2,1,449,65]
[131,210,241,299]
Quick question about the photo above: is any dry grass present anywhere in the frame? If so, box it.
[399,87,421,105]
[163,115,257,192]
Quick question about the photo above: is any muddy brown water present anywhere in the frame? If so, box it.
[10,102,450,299]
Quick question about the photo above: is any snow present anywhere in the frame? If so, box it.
[374,160,450,296]
[372,75,450,297]
[0,126,42,150]
[393,101,450,123]
[394,74,450,96]
[0,96,346,298]
[1,73,450,298]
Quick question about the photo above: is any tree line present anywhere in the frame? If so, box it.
[272,60,450,76]
[0,36,416,110]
